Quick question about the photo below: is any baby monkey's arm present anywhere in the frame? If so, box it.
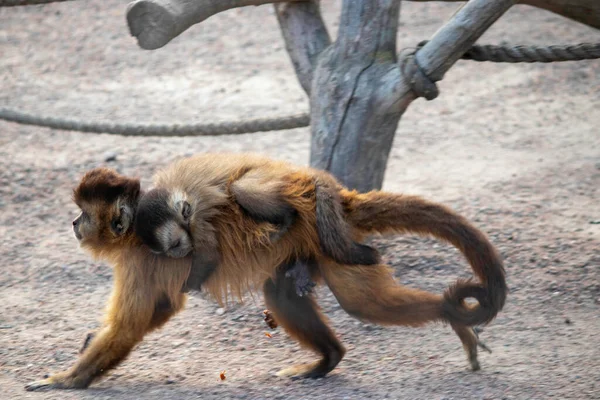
[183,249,220,292]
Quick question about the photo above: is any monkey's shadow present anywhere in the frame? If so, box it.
[87,369,516,399]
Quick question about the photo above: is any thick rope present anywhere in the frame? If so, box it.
[2,40,598,135]
[419,41,600,63]
[0,0,73,5]
[0,108,310,136]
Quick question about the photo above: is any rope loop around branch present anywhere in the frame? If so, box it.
[401,54,439,101]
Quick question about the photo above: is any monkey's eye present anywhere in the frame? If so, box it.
[181,201,192,220]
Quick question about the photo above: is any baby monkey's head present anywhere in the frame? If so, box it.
[135,188,194,258]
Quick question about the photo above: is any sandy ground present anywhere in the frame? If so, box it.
[1,1,599,399]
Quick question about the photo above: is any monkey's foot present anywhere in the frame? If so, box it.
[276,355,340,380]
[25,373,89,391]
[467,328,492,371]
[275,361,321,379]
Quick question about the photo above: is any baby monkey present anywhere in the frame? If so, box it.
[135,153,381,296]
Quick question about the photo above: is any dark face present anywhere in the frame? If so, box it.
[135,188,194,258]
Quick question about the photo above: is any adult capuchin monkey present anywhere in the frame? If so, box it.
[134,153,506,371]
[25,153,506,391]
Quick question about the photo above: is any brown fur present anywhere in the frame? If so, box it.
[26,154,506,391]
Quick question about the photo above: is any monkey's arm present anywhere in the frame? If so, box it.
[229,170,297,243]
[26,278,183,391]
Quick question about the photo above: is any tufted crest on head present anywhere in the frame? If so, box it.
[73,167,140,205]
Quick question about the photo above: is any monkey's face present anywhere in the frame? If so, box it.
[135,188,194,258]
[72,168,140,250]
[72,201,135,248]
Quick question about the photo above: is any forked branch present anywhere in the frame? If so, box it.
[275,1,331,95]
[310,0,516,191]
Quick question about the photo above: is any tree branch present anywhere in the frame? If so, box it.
[415,0,516,83]
[127,0,301,50]
[275,1,331,95]
[404,0,600,30]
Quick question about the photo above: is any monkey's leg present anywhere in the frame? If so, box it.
[230,171,297,243]
[451,324,492,371]
[320,263,488,369]
[263,265,345,379]
[25,290,183,391]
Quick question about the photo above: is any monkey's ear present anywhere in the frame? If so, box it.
[124,178,141,203]
[180,200,192,221]
[111,204,134,236]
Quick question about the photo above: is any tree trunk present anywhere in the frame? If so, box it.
[308,0,404,192]
[309,0,515,191]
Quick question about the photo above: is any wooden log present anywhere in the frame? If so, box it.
[127,0,302,50]
[310,0,515,191]
[274,1,331,95]
[524,0,600,30]
[405,0,600,30]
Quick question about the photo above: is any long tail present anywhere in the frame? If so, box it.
[340,190,507,326]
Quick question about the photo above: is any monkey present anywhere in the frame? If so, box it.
[135,153,381,297]
[25,155,507,391]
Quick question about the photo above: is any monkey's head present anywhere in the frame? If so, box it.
[134,188,194,258]
[72,168,141,251]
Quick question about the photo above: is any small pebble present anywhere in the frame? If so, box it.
[103,152,117,162]
[216,308,225,316]
[564,318,571,324]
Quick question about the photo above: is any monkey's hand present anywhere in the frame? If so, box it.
[25,372,89,391]
[285,263,316,297]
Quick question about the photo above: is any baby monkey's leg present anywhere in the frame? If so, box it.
[230,170,297,243]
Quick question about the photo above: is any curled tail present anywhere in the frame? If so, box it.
[341,190,507,326]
